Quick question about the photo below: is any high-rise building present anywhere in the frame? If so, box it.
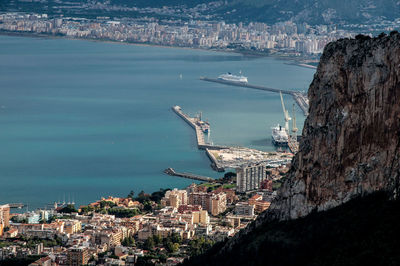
[236,163,267,193]
[0,204,10,236]
[0,204,10,227]
[67,247,89,266]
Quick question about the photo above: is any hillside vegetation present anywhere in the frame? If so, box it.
[183,192,400,266]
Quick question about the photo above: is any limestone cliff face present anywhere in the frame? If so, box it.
[271,32,400,220]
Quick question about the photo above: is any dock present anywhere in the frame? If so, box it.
[200,77,309,116]
[288,135,299,154]
[8,203,25,208]
[171,105,226,172]
[171,105,226,150]
[164,168,214,182]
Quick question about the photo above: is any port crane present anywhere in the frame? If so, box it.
[292,103,298,138]
[280,91,291,133]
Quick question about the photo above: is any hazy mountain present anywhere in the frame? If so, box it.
[220,0,400,24]
[2,0,400,25]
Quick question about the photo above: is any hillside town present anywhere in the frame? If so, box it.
[0,11,385,59]
[0,163,288,265]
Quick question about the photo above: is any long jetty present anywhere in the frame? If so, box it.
[172,105,226,150]
[164,168,214,182]
[171,105,225,172]
[200,77,309,116]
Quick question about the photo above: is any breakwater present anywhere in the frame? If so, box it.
[171,106,227,150]
[164,168,214,182]
[200,77,309,116]
[172,106,225,172]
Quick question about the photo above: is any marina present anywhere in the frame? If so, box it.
[200,77,309,116]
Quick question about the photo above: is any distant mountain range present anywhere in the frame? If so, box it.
[221,0,400,24]
[2,0,400,25]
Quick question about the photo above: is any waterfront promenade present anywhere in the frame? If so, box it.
[200,77,309,115]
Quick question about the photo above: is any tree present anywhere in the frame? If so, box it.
[143,201,153,212]
[127,190,135,199]
[107,208,140,218]
[122,236,135,247]
[224,172,236,180]
[150,188,170,203]
[99,201,116,209]
[144,237,155,250]
[153,234,162,245]
[59,204,77,213]
[170,233,182,244]
[136,190,150,203]
[166,241,179,253]
[79,205,94,214]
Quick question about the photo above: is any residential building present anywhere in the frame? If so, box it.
[189,192,227,216]
[67,247,89,266]
[210,193,227,216]
[236,163,267,193]
[161,189,188,208]
[235,202,255,216]
[28,256,52,266]
[62,220,82,234]
[192,210,209,225]
[254,201,271,213]
[0,204,10,236]
[188,192,210,211]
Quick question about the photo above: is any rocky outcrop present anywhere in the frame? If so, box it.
[270,32,400,220]
[183,33,400,265]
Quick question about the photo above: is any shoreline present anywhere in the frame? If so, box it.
[0,31,319,69]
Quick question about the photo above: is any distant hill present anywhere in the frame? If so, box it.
[219,0,400,24]
[2,0,400,25]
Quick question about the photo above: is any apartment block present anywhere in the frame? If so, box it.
[236,163,267,193]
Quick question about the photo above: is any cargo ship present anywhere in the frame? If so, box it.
[218,72,248,83]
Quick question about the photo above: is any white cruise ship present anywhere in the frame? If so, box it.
[271,124,288,146]
[218,72,248,83]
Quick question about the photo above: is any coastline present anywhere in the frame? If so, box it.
[0,30,319,69]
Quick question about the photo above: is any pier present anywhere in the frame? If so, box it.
[164,168,214,182]
[171,105,226,150]
[200,77,309,116]
[8,203,25,208]
[171,105,226,172]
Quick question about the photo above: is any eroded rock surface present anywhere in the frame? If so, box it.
[271,32,400,220]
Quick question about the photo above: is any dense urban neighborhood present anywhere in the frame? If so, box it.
[2,11,397,61]
[0,164,288,265]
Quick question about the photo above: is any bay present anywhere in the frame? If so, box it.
[0,35,315,209]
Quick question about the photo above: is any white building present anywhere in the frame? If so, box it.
[236,163,266,193]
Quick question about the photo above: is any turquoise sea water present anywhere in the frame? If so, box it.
[0,36,315,209]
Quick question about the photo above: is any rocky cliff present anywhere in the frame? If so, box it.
[183,32,400,266]
[270,31,400,220]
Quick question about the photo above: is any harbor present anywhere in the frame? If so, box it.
[200,77,309,116]
[170,105,297,173]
